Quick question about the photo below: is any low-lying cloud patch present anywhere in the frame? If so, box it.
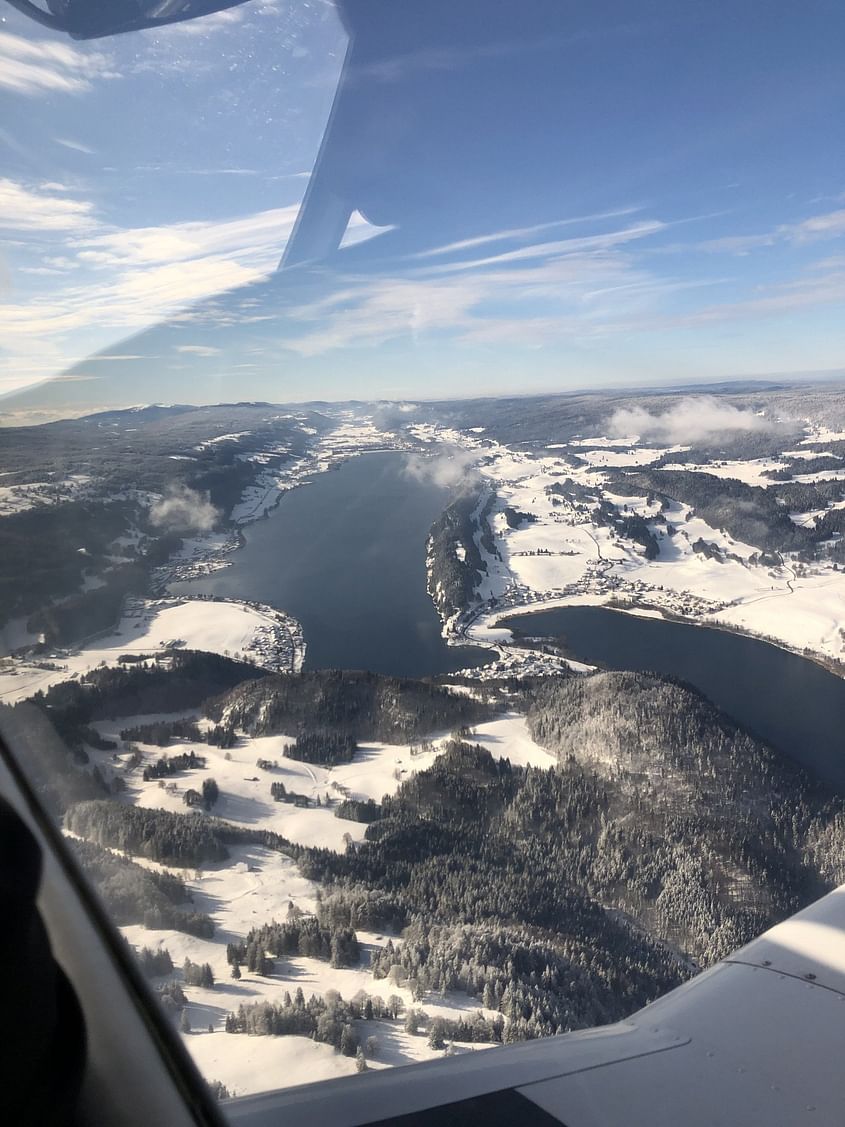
[403,448,481,488]
[372,401,420,431]
[607,397,774,445]
[149,484,219,533]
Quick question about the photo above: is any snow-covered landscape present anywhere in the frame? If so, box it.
[0,597,303,705]
[81,710,555,1096]
[4,387,845,1105]
[9,394,845,700]
[408,413,845,674]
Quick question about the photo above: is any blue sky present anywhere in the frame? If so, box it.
[1,0,844,415]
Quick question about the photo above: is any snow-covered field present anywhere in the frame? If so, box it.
[0,473,93,516]
[83,711,551,1096]
[0,597,302,704]
[415,420,845,671]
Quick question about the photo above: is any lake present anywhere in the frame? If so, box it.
[503,604,845,790]
[174,452,489,678]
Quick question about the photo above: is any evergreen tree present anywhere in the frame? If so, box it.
[202,777,220,810]
[428,1018,447,1050]
[340,1024,359,1057]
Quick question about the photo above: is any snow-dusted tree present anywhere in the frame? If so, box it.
[428,1018,447,1050]
[340,1024,358,1057]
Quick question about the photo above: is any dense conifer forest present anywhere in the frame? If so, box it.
[65,801,230,866]
[226,917,360,971]
[206,668,491,742]
[286,730,357,766]
[14,651,257,767]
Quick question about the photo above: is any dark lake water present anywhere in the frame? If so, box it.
[174,452,489,678]
[503,605,845,790]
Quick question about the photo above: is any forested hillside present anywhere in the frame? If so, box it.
[610,469,812,553]
[426,486,495,623]
[31,650,260,755]
[525,672,843,956]
[22,657,845,1044]
[301,740,689,1033]
[0,403,328,635]
[205,668,491,741]
[302,672,845,973]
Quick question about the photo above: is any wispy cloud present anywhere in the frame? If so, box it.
[788,208,845,243]
[282,220,675,356]
[0,183,303,377]
[135,164,261,177]
[282,257,635,356]
[682,264,845,323]
[413,207,644,259]
[277,203,843,358]
[73,203,301,270]
[0,32,115,97]
[419,221,667,275]
[0,179,97,232]
[160,7,247,36]
[175,345,222,356]
[55,137,96,155]
[667,207,845,257]
[86,354,147,362]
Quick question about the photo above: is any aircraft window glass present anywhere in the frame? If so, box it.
[1,0,844,1114]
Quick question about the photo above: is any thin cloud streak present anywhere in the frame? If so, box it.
[418,221,667,275]
[55,138,96,155]
[413,207,644,259]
